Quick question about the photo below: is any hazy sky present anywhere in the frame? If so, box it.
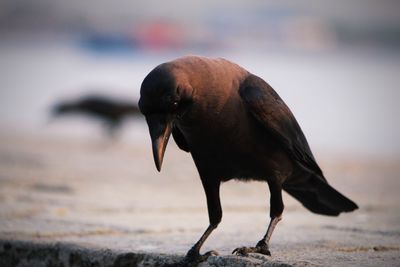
[0,0,399,31]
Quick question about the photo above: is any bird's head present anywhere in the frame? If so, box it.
[139,64,193,172]
[52,102,75,116]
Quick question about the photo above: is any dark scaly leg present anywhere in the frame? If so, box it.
[233,181,284,256]
[183,179,222,264]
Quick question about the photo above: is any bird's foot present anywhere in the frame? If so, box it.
[232,240,271,257]
[181,248,219,266]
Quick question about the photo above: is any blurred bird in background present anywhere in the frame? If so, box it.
[52,94,141,136]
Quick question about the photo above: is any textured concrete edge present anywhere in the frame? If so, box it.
[0,239,179,267]
[0,239,294,267]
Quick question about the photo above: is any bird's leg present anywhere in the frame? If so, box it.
[183,180,222,265]
[184,225,219,264]
[105,121,119,139]
[233,181,284,257]
[254,214,282,255]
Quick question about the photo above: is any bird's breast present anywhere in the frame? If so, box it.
[176,110,276,181]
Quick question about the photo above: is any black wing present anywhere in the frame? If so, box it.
[172,126,190,152]
[239,74,324,178]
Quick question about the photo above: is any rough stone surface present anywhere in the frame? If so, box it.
[0,240,297,267]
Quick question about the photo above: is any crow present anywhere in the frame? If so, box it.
[52,94,141,135]
[139,56,358,264]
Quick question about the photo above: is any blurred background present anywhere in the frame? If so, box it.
[0,1,400,260]
[0,0,399,159]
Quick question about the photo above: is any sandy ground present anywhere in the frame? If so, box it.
[0,125,399,266]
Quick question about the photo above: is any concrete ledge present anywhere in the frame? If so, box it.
[0,240,294,267]
[1,133,399,266]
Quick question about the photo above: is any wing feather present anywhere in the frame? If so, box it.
[239,75,323,177]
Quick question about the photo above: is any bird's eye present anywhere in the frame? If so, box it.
[172,101,179,109]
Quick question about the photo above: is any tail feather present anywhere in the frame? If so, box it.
[284,176,358,216]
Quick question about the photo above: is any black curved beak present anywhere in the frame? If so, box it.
[146,114,173,172]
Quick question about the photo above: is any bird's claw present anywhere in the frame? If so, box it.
[232,247,251,256]
[232,242,271,257]
[182,248,219,266]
